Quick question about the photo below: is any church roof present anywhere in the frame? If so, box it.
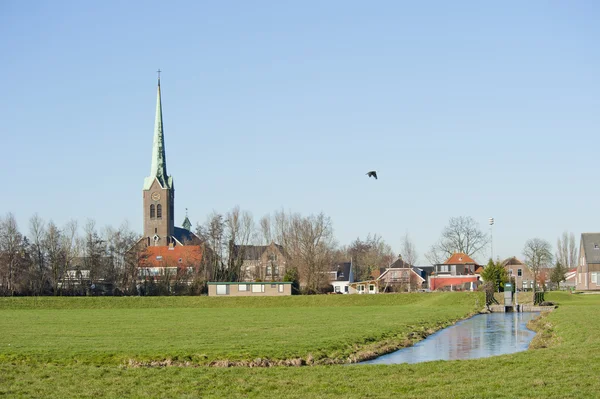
[140,245,203,268]
[144,77,173,190]
[173,227,201,245]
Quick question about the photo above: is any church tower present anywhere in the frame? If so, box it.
[142,74,175,246]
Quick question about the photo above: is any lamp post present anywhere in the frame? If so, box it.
[489,217,494,261]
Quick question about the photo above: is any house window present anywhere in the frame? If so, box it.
[278,284,284,293]
[216,285,228,295]
[251,284,264,293]
[344,286,348,293]
[592,273,598,284]
[157,204,162,219]
[358,285,365,292]
[274,266,279,276]
[439,265,449,273]
[266,266,272,275]
[150,204,155,219]
[239,284,248,292]
[517,269,522,277]
[369,284,375,293]
[268,254,277,261]
[335,286,340,293]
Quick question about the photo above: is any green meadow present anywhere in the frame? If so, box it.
[1,292,599,398]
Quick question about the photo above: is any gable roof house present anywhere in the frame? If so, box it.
[329,261,354,294]
[576,233,600,291]
[429,253,481,291]
[376,256,425,292]
[501,256,536,290]
[234,242,287,282]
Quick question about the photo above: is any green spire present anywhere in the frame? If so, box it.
[144,72,173,190]
[182,208,192,231]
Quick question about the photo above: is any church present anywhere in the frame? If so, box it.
[135,75,203,275]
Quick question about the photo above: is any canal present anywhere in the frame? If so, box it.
[360,312,540,365]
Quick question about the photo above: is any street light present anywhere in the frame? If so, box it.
[489,217,494,261]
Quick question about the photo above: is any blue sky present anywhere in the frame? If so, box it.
[1,1,598,264]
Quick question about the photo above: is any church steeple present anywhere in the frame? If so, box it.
[144,71,173,190]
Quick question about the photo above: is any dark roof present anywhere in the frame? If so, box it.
[582,233,600,264]
[332,262,351,281]
[388,258,412,268]
[501,256,527,267]
[174,227,201,245]
[234,243,285,261]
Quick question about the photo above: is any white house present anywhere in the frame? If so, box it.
[330,261,354,294]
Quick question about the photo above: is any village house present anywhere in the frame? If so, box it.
[576,233,600,291]
[501,256,535,290]
[376,256,425,292]
[329,261,354,294]
[429,253,481,291]
[234,242,287,282]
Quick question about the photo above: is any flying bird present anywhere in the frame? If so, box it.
[366,171,378,179]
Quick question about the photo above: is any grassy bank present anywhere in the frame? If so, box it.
[2,292,598,398]
[0,293,480,366]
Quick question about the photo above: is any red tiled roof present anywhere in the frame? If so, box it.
[140,245,203,268]
[474,265,484,274]
[442,253,479,266]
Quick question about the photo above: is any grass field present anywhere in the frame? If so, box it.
[0,293,480,366]
[1,292,599,398]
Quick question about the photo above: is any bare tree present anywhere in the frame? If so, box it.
[556,231,578,270]
[259,215,272,245]
[400,232,419,291]
[400,232,418,267]
[0,213,27,295]
[28,214,47,295]
[426,216,489,264]
[61,219,79,294]
[523,238,553,293]
[348,234,394,281]
[225,206,255,281]
[45,221,65,295]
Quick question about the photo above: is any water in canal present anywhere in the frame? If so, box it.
[361,312,540,365]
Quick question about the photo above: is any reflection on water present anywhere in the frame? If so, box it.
[361,312,540,365]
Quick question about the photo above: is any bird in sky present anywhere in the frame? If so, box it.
[366,171,378,179]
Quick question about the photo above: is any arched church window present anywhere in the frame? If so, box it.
[150,204,155,219]
[157,204,162,219]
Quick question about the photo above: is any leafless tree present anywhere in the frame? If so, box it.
[45,221,65,295]
[400,232,419,292]
[348,234,394,281]
[105,221,140,294]
[28,214,47,295]
[0,213,27,295]
[426,216,489,265]
[556,231,578,270]
[225,206,255,281]
[523,238,553,293]
[259,215,272,245]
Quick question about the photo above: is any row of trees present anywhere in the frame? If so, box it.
[0,208,579,296]
[0,213,139,296]
[480,232,579,292]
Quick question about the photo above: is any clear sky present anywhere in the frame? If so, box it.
[1,1,598,264]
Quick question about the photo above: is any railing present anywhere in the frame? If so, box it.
[486,291,499,306]
[534,291,545,305]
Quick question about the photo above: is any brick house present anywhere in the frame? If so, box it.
[576,233,600,291]
[234,242,287,282]
[376,256,425,292]
[501,256,536,290]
